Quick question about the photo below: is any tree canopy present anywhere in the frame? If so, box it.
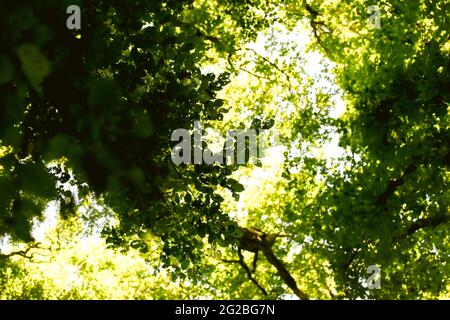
[0,0,449,299]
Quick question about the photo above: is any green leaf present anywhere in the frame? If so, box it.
[180,258,190,270]
[0,55,13,84]
[17,163,56,198]
[133,112,154,138]
[227,178,245,192]
[88,79,120,108]
[17,44,51,95]
[12,198,40,242]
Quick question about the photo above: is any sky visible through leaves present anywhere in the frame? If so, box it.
[0,0,449,300]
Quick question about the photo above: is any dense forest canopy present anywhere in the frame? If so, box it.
[0,0,449,299]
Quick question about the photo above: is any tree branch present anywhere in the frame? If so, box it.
[0,242,46,262]
[342,212,450,270]
[286,2,332,56]
[235,227,309,300]
[394,213,450,242]
[375,163,418,206]
[222,249,268,296]
[260,242,309,300]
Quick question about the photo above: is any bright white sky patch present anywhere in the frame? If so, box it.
[32,201,59,242]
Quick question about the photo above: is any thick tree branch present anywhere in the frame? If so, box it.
[342,212,450,270]
[260,242,309,300]
[341,247,361,269]
[222,248,268,296]
[234,227,309,300]
[375,163,417,206]
[394,213,450,242]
